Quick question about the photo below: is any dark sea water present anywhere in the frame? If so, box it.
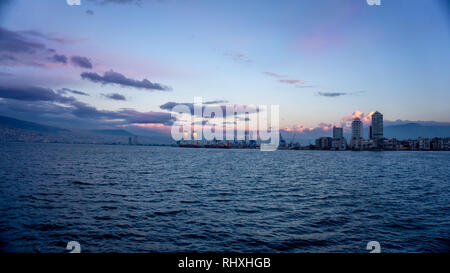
[0,142,449,253]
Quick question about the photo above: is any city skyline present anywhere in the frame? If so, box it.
[0,0,449,137]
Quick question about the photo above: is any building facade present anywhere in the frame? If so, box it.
[350,118,363,149]
[371,111,383,148]
[333,126,343,139]
[371,111,383,139]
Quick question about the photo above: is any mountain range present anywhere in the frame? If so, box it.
[1,115,449,145]
[0,115,172,144]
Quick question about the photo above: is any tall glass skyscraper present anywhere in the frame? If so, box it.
[351,118,363,140]
[333,126,344,140]
[371,111,384,139]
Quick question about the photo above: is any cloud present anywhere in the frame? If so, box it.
[279,79,305,84]
[204,100,229,104]
[342,110,374,124]
[86,10,95,15]
[159,100,259,119]
[58,88,89,96]
[160,100,230,113]
[118,109,173,124]
[81,70,172,91]
[262,71,306,86]
[0,84,174,126]
[0,27,46,54]
[18,30,76,44]
[223,50,252,64]
[262,72,285,78]
[71,56,93,69]
[0,27,90,68]
[102,93,126,101]
[0,85,75,103]
[318,92,347,97]
[52,54,68,64]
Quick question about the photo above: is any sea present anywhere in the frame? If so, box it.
[0,142,449,253]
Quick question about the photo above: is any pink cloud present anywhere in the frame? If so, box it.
[285,110,381,136]
[262,71,286,78]
[279,79,305,84]
[342,110,375,124]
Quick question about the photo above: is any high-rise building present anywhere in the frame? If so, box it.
[350,118,363,150]
[333,126,343,140]
[332,126,347,150]
[351,118,363,140]
[371,111,383,139]
[315,137,333,150]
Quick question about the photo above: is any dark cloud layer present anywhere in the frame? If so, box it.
[102,93,126,101]
[58,88,89,96]
[71,56,93,69]
[0,85,75,103]
[318,92,347,97]
[52,54,68,64]
[0,27,46,54]
[0,27,92,69]
[0,84,173,126]
[81,70,172,91]
[159,100,260,118]
[160,100,228,113]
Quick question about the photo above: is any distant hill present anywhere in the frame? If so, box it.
[384,123,450,139]
[0,115,172,144]
[90,129,135,136]
[0,115,68,133]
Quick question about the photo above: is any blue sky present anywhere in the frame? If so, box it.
[0,0,449,132]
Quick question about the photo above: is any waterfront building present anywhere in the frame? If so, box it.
[332,138,347,150]
[331,126,346,150]
[315,137,333,150]
[351,118,363,139]
[419,137,431,150]
[333,126,344,140]
[350,118,363,149]
[371,111,384,139]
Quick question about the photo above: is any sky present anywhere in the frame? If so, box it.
[0,0,449,136]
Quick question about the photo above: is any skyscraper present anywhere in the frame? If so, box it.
[351,118,363,140]
[371,111,383,139]
[332,126,347,150]
[371,111,383,148]
[333,126,343,140]
[350,118,363,150]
